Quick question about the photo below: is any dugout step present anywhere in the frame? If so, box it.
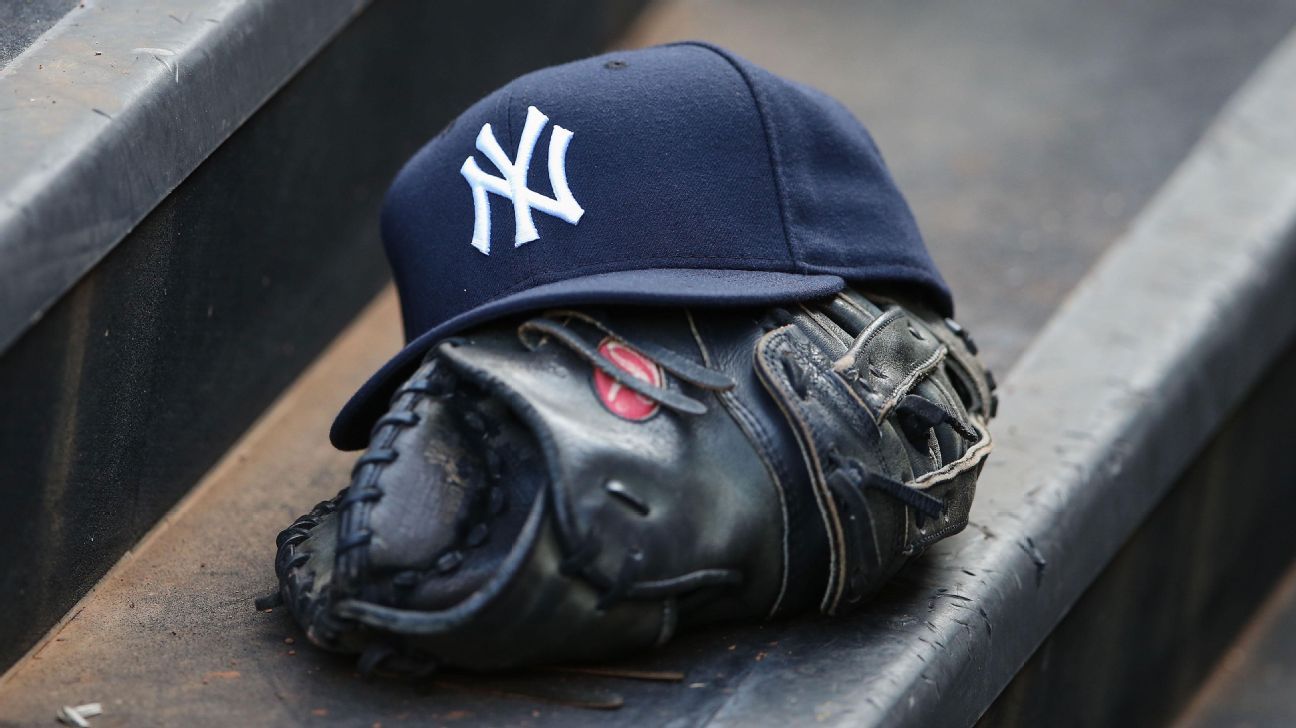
[0,0,647,674]
[6,3,1296,725]
[5,28,1296,714]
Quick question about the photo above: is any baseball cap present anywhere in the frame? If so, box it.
[330,41,952,450]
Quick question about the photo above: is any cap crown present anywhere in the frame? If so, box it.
[381,42,951,342]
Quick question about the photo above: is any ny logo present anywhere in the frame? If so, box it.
[460,105,585,255]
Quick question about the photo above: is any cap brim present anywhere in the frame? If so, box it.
[330,268,845,449]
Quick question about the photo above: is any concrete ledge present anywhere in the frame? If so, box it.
[0,0,370,353]
[0,0,646,674]
[709,27,1296,727]
[982,338,1296,725]
[3,18,1295,728]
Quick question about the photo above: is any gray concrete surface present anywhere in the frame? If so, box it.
[0,0,75,68]
[0,0,646,673]
[4,1,1296,726]
[981,338,1296,726]
[700,24,1296,725]
[0,0,371,354]
[6,26,1296,721]
[624,0,1296,374]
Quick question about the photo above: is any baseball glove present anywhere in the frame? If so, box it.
[271,287,995,674]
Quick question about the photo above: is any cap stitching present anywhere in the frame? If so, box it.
[681,42,801,272]
[504,85,516,151]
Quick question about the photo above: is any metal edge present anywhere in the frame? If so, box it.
[705,26,1296,728]
[0,0,372,354]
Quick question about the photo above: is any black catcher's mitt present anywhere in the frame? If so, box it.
[272,287,995,673]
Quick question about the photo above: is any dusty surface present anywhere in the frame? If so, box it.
[0,0,75,68]
[5,0,1296,725]
[0,291,822,727]
[0,292,400,726]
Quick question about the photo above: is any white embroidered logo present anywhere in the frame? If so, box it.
[460,105,584,255]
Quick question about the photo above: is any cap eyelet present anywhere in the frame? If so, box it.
[603,59,628,70]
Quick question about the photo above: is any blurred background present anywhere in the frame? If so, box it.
[3,1,1296,725]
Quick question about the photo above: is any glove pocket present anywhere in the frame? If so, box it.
[378,324,788,662]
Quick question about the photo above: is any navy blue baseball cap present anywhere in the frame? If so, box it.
[331,41,952,449]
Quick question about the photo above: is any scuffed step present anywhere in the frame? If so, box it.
[0,0,648,673]
[0,291,779,726]
[6,11,1296,727]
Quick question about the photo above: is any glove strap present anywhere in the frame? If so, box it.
[755,295,992,614]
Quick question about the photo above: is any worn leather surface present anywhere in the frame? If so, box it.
[274,288,994,671]
[755,291,992,614]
